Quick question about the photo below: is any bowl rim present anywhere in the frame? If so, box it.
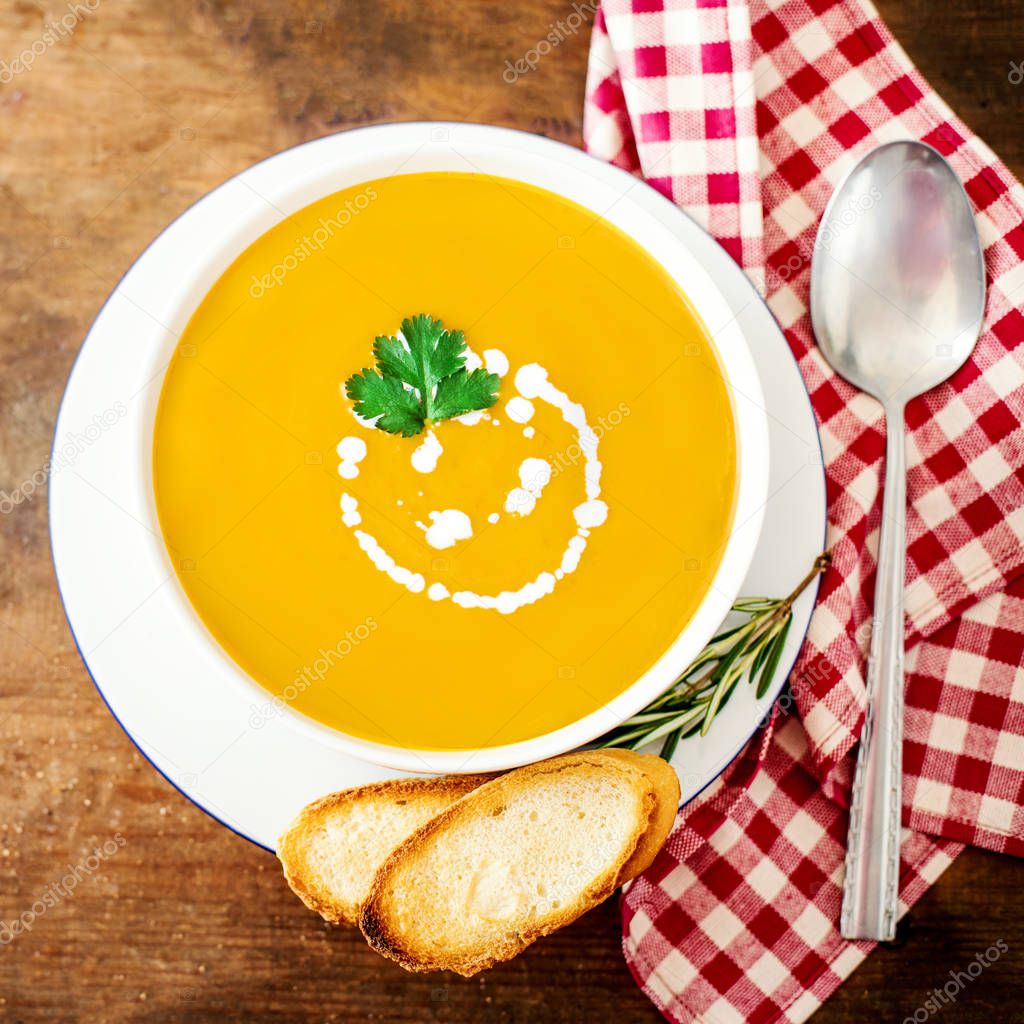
[51,120,771,774]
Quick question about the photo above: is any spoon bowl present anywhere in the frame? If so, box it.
[811,141,986,404]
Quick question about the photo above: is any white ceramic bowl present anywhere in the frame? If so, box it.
[51,122,770,775]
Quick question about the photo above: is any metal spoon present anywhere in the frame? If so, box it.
[810,141,986,941]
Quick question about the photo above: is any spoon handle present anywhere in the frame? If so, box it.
[840,402,906,941]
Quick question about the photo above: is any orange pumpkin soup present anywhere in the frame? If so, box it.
[153,172,737,750]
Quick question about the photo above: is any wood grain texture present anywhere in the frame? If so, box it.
[0,1,1021,1021]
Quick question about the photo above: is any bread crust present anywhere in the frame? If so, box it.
[359,751,659,975]
[278,774,492,925]
[600,748,681,882]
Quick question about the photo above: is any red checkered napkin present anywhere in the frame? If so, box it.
[585,0,1024,1020]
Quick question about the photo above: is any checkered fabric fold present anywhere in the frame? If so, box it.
[584,0,1024,1020]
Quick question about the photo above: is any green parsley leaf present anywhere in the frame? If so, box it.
[433,368,504,421]
[345,369,424,437]
[344,314,500,436]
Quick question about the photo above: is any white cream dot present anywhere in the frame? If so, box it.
[574,500,608,529]
[336,436,367,479]
[418,509,473,550]
[483,348,509,376]
[506,396,535,424]
[411,430,443,474]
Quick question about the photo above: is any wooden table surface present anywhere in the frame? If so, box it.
[1,1,1022,1021]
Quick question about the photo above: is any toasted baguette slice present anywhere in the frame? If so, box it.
[278,775,491,925]
[360,751,661,976]
[602,749,680,882]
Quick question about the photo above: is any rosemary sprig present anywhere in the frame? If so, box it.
[599,552,831,760]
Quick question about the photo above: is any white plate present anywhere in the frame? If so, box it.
[50,123,825,850]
